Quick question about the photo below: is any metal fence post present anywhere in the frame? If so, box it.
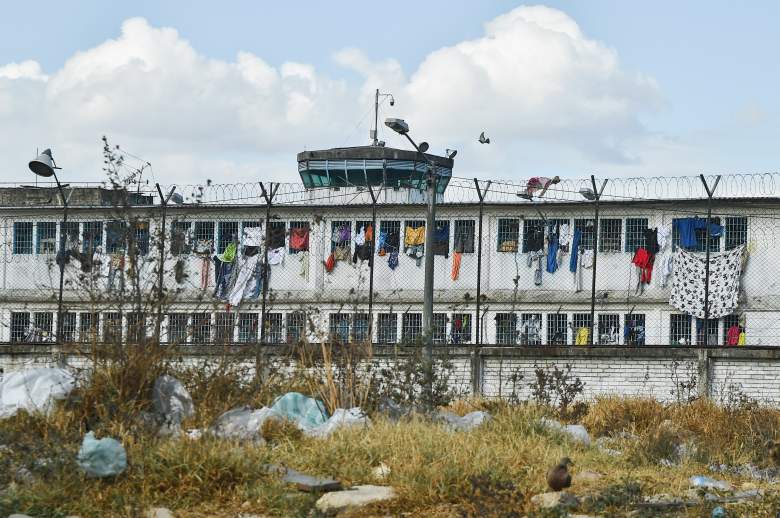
[154,183,176,344]
[588,175,608,345]
[259,182,279,347]
[367,185,378,343]
[699,174,721,347]
[473,179,491,348]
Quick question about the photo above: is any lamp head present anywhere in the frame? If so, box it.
[384,117,409,135]
[579,187,596,201]
[446,149,458,159]
[29,148,56,178]
[389,95,395,106]
[418,141,430,153]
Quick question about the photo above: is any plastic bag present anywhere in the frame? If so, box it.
[438,410,492,432]
[690,475,733,491]
[0,368,75,418]
[152,375,194,426]
[210,406,277,441]
[76,432,127,478]
[307,408,370,438]
[270,392,328,433]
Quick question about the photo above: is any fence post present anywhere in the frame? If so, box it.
[367,185,378,343]
[154,183,176,344]
[699,174,721,347]
[588,175,608,345]
[258,182,279,378]
[473,179,491,348]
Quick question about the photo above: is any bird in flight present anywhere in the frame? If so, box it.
[478,132,490,144]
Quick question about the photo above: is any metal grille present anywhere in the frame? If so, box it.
[214,312,235,344]
[495,313,517,345]
[83,221,103,253]
[351,313,368,342]
[433,313,447,344]
[624,313,646,345]
[547,313,568,345]
[265,313,284,344]
[79,313,99,343]
[522,219,544,253]
[62,222,79,249]
[379,220,401,250]
[377,313,397,344]
[599,219,622,253]
[106,220,126,253]
[722,314,740,345]
[696,318,719,346]
[574,219,595,250]
[572,313,593,344]
[61,312,77,342]
[288,221,310,253]
[13,222,32,254]
[402,312,422,343]
[171,221,192,255]
[670,314,692,345]
[453,220,475,253]
[451,313,472,343]
[329,313,351,342]
[433,221,449,255]
[10,312,29,342]
[36,222,57,254]
[520,313,542,345]
[268,221,286,249]
[625,218,648,252]
[331,220,352,253]
[725,216,748,250]
[217,221,239,254]
[238,313,259,343]
[497,218,519,252]
[191,312,211,343]
[194,221,215,248]
[673,217,721,252]
[134,221,150,255]
[168,313,189,344]
[597,314,620,344]
[126,312,145,343]
[34,312,54,341]
[103,312,122,343]
[286,312,306,343]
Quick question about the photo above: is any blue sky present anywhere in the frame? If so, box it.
[0,1,777,183]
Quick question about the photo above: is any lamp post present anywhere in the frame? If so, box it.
[29,149,68,343]
[385,117,437,410]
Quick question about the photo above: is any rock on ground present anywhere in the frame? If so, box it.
[315,485,396,513]
[573,470,602,484]
[530,491,580,509]
[147,507,175,518]
[538,418,591,446]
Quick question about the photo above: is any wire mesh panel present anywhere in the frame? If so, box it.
[495,313,517,345]
[599,219,622,253]
[168,313,189,344]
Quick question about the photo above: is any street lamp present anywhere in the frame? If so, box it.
[29,149,68,344]
[385,117,438,411]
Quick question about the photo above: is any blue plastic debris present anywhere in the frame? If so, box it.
[76,431,127,478]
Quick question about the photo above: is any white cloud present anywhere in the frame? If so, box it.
[0,7,662,185]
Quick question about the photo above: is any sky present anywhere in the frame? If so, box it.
[0,1,778,187]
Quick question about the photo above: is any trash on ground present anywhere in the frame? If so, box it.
[152,375,194,426]
[0,368,75,418]
[76,431,127,478]
[315,485,396,513]
[437,410,492,432]
[269,392,329,433]
[266,464,342,492]
[210,406,276,442]
[372,463,391,480]
[307,407,370,438]
[689,475,733,491]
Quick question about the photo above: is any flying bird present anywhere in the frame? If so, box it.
[478,132,490,144]
[546,457,573,491]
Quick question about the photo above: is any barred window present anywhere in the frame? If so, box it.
[268,221,286,249]
[402,312,423,343]
[597,314,620,345]
[171,221,192,255]
[624,314,646,346]
[497,218,519,252]
[495,313,517,345]
[353,313,370,342]
[10,312,30,342]
[433,221,450,255]
[289,221,310,253]
[217,221,239,254]
[126,312,146,343]
[377,313,398,344]
[265,313,284,344]
[167,313,189,344]
[106,220,127,254]
[193,221,215,246]
[61,312,77,342]
[34,312,54,340]
[36,222,57,254]
[62,222,80,250]
[331,220,352,253]
[625,218,648,252]
[453,220,475,253]
[83,221,103,254]
[696,318,719,346]
[379,220,401,250]
[451,313,472,344]
[79,313,99,343]
[13,222,33,254]
[572,313,593,345]
[725,217,748,250]
[405,220,425,250]
[103,312,122,343]
[522,219,545,253]
[574,219,595,250]
[520,313,542,345]
[670,314,691,345]
[133,221,150,256]
[329,313,351,343]
[214,312,235,344]
[191,312,212,344]
[547,313,568,345]
[599,219,622,253]
[242,220,262,234]
[672,217,721,252]
[722,314,740,345]
[286,312,306,344]
[433,313,447,344]
[238,313,259,343]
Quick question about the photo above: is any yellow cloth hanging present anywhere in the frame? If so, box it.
[738,331,746,346]
[404,226,425,246]
[575,327,590,345]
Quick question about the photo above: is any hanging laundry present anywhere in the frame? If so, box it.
[228,253,261,307]
[200,256,211,289]
[365,224,373,243]
[324,252,336,273]
[575,327,590,345]
[660,254,674,288]
[518,176,560,200]
[332,224,351,243]
[299,251,310,280]
[546,234,559,274]
[534,256,543,286]
[248,261,266,299]
[644,228,660,254]
[738,331,746,346]
[333,245,350,262]
[582,249,594,268]
[569,229,582,273]
[213,256,234,299]
[451,251,462,280]
[405,244,425,267]
[376,231,387,253]
[243,226,264,247]
[432,224,449,257]
[558,223,571,251]
[527,249,544,268]
[525,224,544,253]
[404,225,425,247]
[657,224,671,251]
[726,324,740,346]
[521,316,542,344]
[290,227,309,251]
[217,242,237,263]
[353,242,372,263]
[353,226,366,246]
[632,247,654,286]
[673,217,724,249]
[669,245,745,319]
[267,246,286,265]
[388,250,399,270]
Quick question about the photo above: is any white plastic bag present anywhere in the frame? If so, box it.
[0,368,75,418]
